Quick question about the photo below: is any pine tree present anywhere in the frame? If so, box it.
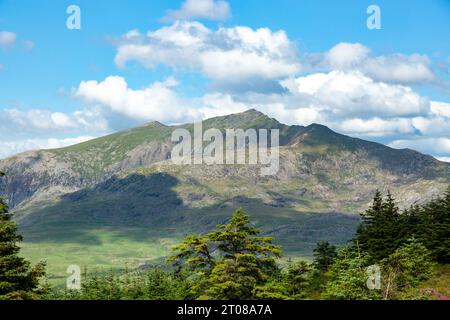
[355,191,405,262]
[146,268,174,300]
[323,248,380,300]
[283,260,312,299]
[167,234,214,273]
[0,172,46,299]
[204,209,282,299]
[169,209,282,300]
[313,241,337,272]
[401,205,422,239]
[380,239,434,299]
[417,186,450,263]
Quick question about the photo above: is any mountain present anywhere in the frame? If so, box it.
[1,109,449,279]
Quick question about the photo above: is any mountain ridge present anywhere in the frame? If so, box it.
[0,109,449,277]
[0,109,448,209]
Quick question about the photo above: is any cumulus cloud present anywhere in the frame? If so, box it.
[389,138,450,157]
[325,42,370,69]
[323,42,435,84]
[198,93,248,119]
[282,70,429,118]
[113,26,436,91]
[162,0,231,22]
[75,75,201,123]
[0,31,16,49]
[114,21,300,91]
[430,101,450,118]
[0,106,110,159]
[3,108,108,133]
[335,118,416,137]
[5,109,77,130]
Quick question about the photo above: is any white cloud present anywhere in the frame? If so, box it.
[0,136,96,159]
[113,27,435,93]
[283,70,429,118]
[430,101,450,118]
[162,0,231,22]
[324,42,435,84]
[0,31,16,49]
[114,21,300,89]
[0,106,108,159]
[389,138,450,157]
[75,75,200,123]
[436,156,450,163]
[198,93,248,119]
[5,109,76,130]
[336,117,416,137]
[3,108,107,133]
[325,42,370,69]
[364,54,434,84]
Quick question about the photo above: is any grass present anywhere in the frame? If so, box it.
[20,228,181,287]
[17,200,359,287]
[49,123,173,178]
[419,264,450,297]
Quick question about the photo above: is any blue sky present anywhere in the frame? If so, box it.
[0,0,449,160]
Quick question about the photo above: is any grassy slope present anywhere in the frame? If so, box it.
[419,265,450,298]
[49,122,173,178]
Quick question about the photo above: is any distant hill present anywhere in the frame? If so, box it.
[1,109,449,279]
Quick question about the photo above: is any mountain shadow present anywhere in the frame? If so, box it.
[17,172,360,257]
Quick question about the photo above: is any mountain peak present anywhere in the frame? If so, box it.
[242,108,265,116]
[306,123,335,133]
[141,121,167,128]
[201,108,282,131]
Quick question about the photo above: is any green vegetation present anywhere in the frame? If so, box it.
[168,209,282,299]
[49,122,173,179]
[313,241,337,272]
[1,168,449,300]
[356,186,450,263]
[2,109,448,286]
[0,172,46,299]
[53,188,446,301]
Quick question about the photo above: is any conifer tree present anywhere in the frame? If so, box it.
[355,191,404,262]
[418,186,450,263]
[313,241,338,272]
[169,209,282,300]
[204,209,282,299]
[0,172,46,299]
[323,248,380,300]
[380,239,434,299]
[283,260,312,299]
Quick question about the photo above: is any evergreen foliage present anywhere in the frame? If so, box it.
[1,177,448,301]
[324,248,380,300]
[416,187,450,263]
[169,208,282,299]
[0,172,46,300]
[313,241,338,272]
[381,239,434,299]
[355,191,406,262]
